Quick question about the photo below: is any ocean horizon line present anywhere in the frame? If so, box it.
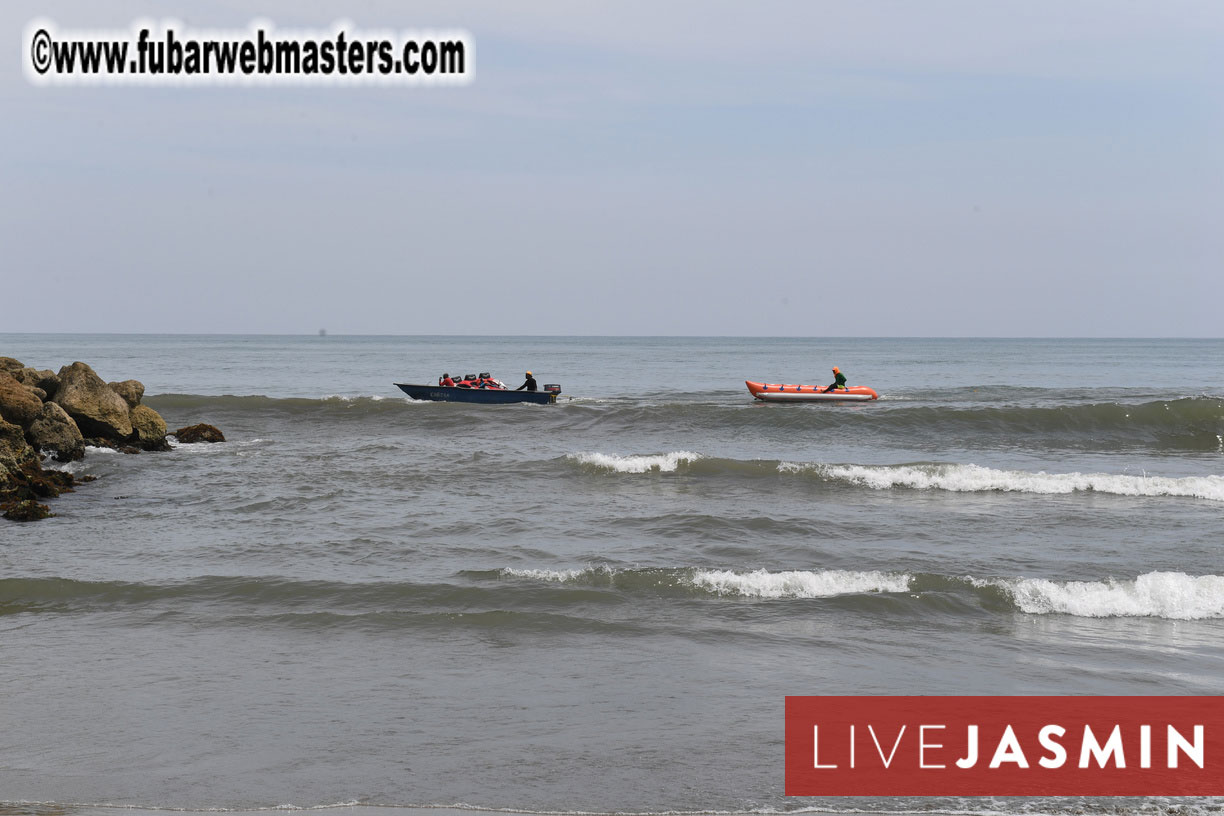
[3,332,1222,341]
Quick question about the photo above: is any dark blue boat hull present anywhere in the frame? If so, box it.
[394,383,557,405]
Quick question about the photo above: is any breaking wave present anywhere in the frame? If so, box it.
[689,568,911,598]
[979,572,1224,620]
[498,567,1224,618]
[571,395,1224,451]
[568,451,703,473]
[3,570,1221,620]
[813,463,1224,502]
[499,566,912,599]
[568,452,1224,502]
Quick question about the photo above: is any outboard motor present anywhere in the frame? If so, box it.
[544,384,562,395]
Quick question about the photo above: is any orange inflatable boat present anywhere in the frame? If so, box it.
[746,380,879,402]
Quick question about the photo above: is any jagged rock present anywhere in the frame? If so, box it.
[0,373,45,428]
[0,418,39,488]
[2,356,219,521]
[52,362,133,440]
[5,460,74,498]
[130,404,169,451]
[0,454,74,522]
[17,368,60,399]
[27,402,85,462]
[174,423,225,444]
[109,379,145,408]
[2,499,52,521]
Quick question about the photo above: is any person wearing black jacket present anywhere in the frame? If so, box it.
[515,371,537,392]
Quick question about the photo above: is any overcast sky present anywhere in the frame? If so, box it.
[3,1,1222,336]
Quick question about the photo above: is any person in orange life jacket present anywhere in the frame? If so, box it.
[823,366,847,393]
[515,371,537,392]
[439,373,455,387]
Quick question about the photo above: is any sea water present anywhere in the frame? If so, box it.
[1,335,1222,815]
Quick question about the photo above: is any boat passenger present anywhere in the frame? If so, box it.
[439,373,455,387]
[823,366,847,393]
[515,371,538,392]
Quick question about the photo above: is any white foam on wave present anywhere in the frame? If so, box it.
[570,451,702,473]
[690,568,912,599]
[982,571,1224,620]
[494,565,1223,619]
[83,445,120,455]
[167,437,262,453]
[44,459,89,475]
[323,393,388,403]
[500,567,592,582]
[798,462,1224,502]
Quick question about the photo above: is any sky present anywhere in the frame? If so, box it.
[3,1,1222,336]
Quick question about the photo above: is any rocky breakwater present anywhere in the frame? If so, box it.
[0,357,223,522]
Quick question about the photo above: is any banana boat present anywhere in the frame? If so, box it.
[746,380,879,402]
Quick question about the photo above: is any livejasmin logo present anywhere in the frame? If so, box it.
[812,722,1203,770]
[785,696,1224,796]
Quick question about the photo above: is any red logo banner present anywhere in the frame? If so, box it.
[785,696,1224,796]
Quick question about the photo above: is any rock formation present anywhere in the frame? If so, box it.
[109,379,145,409]
[53,362,134,439]
[0,418,37,476]
[0,373,44,428]
[131,405,170,451]
[0,415,75,521]
[0,357,220,521]
[14,367,59,398]
[173,423,226,444]
[27,402,86,462]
